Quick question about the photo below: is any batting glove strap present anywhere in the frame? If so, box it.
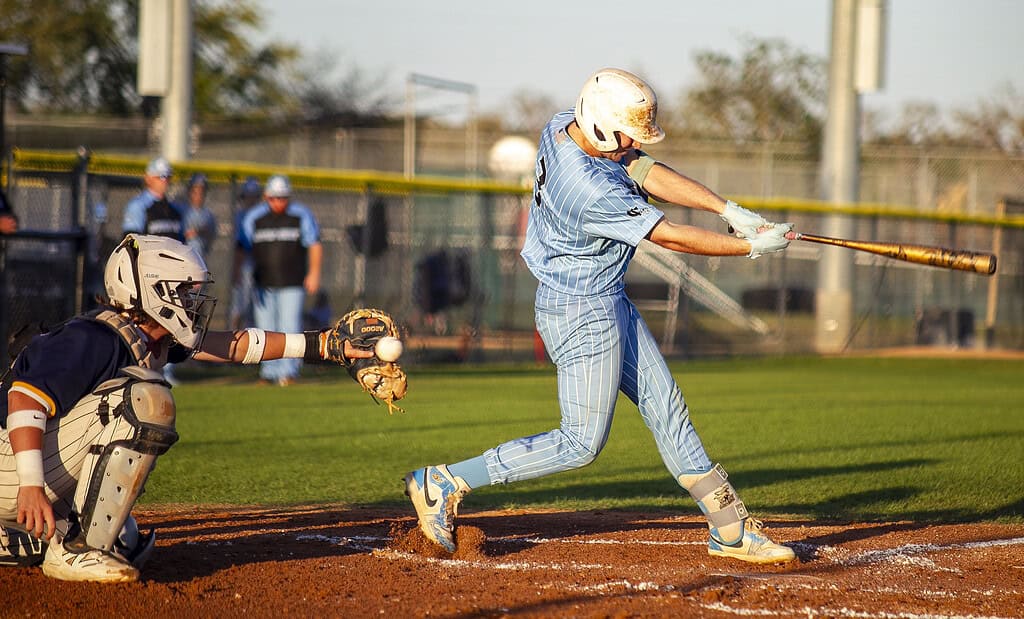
[721,201,769,239]
[747,224,793,259]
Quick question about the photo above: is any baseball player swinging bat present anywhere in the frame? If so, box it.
[783,230,997,275]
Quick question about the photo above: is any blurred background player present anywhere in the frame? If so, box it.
[122,157,187,384]
[229,177,262,330]
[122,157,185,241]
[0,234,370,582]
[405,68,796,564]
[236,174,323,386]
[183,173,217,260]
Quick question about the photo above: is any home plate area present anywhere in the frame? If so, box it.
[4,506,1022,618]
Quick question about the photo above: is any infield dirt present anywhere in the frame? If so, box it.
[3,504,1022,618]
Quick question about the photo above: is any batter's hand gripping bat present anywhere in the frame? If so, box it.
[783,231,997,275]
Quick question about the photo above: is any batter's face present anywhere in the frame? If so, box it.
[599,132,639,162]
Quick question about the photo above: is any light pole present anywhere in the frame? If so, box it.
[403,73,478,179]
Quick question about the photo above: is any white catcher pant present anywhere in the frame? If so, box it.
[0,390,144,535]
[482,286,713,484]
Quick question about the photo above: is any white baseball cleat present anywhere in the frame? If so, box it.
[41,539,139,583]
[707,518,796,564]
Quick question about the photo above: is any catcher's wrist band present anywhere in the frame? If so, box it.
[6,409,48,432]
[15,449,45,487]
[282,333,306,359]
[241,328,267,364]
[302,330,326,363]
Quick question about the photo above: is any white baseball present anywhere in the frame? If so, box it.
[375,336,403,362]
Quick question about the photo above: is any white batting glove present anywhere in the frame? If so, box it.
[721,200,769,238]
[747,223,793,259]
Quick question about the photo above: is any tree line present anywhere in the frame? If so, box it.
[1,2,1020,154]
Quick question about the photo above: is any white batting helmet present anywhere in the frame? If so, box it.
[575,68,665,152]
[104,234,217,349]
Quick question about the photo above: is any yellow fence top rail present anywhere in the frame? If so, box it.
[12,148,1024,229]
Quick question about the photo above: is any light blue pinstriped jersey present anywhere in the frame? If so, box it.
[520,110,664,297]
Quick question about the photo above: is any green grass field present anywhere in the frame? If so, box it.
[150,357,1024,523]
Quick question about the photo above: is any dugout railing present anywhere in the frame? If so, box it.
[3,148,1023,365]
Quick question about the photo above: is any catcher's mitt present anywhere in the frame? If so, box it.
[323,308,408,414]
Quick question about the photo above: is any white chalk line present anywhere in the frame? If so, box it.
[371,548,610,571]
[294,530,1024,616]
[697,601,1019,619]
[842,536,1024,566]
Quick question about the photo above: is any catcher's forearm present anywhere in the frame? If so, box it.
[196,329,326,364]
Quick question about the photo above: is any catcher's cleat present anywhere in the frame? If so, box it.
[41,538,139,583]
[0,524,46,567]
[707,518,796,564]
[404,465,471,553]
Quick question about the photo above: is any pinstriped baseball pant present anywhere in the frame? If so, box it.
[1,386,146,536]
[483,286,713,485]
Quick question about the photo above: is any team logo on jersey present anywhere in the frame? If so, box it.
[627,206,645,217]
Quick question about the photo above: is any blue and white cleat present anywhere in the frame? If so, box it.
[707,518,796,564]
[404,465,471,553]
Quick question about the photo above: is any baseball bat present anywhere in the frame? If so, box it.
[784,231,997,275]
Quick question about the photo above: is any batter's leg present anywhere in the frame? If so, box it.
[483,293,622,484]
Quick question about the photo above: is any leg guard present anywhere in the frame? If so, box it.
[679,463,748,545]
[64,366,178,554]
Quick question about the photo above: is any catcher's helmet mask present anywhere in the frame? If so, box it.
[105,234,217,350]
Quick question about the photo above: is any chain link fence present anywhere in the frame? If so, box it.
[3,140,1022,365]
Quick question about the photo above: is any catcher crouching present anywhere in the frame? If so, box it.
[0,234,406,582]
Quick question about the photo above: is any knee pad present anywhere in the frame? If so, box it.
[66,367,178,554]
[679,463,748,544]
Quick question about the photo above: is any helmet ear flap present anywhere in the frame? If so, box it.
[105,235,143,310]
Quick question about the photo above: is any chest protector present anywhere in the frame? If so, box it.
[83,309,167,370]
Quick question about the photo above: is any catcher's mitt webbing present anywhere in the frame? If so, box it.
[329,308,408,413]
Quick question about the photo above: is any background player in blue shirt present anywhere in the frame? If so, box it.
[0,234,370,582]
[405,68,796,564]
[122,157,186,241]
[236,175,323,386]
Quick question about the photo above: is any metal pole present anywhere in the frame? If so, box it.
[814,0,859,353]
[161,0,192,161]
[404,76,415,178]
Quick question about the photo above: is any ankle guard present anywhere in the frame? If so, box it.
[680,463,748,545]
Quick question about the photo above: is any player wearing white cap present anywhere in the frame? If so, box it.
[406,68,796,564]
[236,174,323,386]
[123,157,186,241]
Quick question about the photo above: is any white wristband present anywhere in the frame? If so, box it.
[15,449,45,487]
[242,328,267,364]
[282,333,306,359]
[6,409,48,432]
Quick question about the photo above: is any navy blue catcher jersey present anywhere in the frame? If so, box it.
[1,319,188,424]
